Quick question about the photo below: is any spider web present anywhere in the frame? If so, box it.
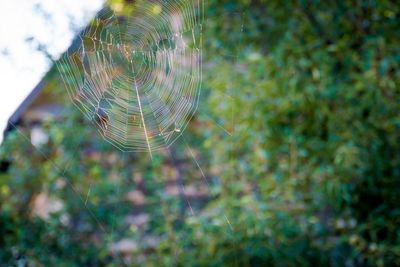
[57,0,202,155]
[5,4,251,263]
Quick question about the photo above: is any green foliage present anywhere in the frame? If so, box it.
[1,0,400,266]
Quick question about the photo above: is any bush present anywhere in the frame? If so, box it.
[1,0,399,266]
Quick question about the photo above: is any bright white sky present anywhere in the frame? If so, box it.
[0,0,104,143]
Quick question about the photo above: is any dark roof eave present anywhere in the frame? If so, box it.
[3,7,109,139]
[7,79,47,126]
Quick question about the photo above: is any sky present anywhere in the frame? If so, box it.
[0,0,104,143]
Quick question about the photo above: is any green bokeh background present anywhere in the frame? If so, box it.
[1,0,400,266]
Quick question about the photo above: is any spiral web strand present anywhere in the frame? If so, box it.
[57,0,202,153]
